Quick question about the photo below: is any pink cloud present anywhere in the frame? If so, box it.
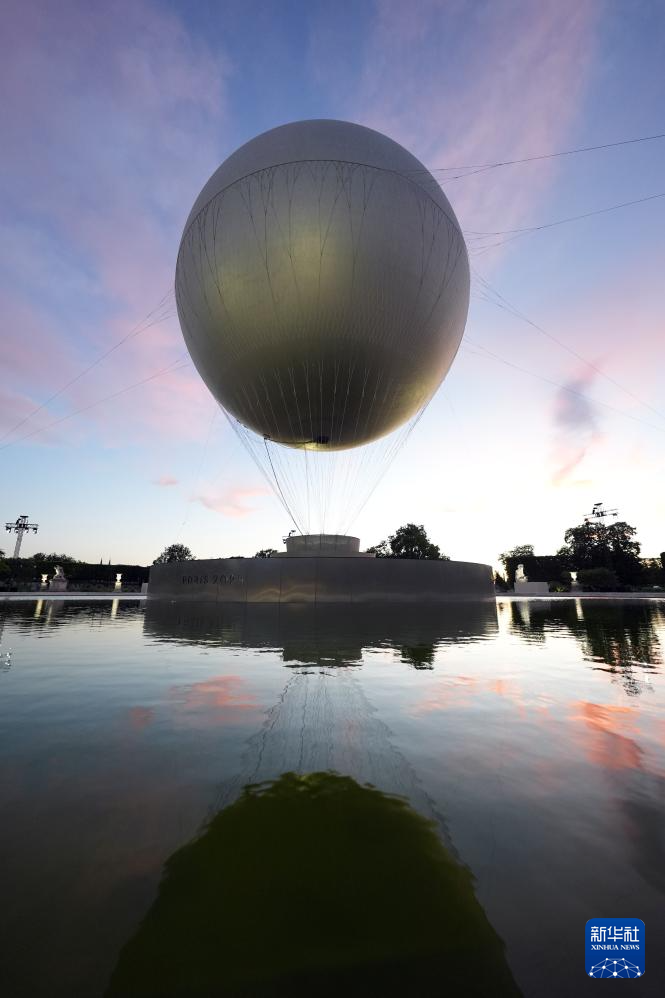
[154,475,178,487]
[193,486,269,517]
[549,256,665,413]
[0,0,230,447]
[0,292,81,396]
[411,673,528,716]
[550,367,604,485]
[570,701,643,772]
[168,675,261,729]
[173,675,257,712]
[350,0,601,247]
[125,680,260,736]
[127,706,155,731]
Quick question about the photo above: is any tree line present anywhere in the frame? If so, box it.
[498,519,664,592]
[153,524,449,565]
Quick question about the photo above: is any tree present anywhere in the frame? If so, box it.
[499,544,534,570]
[640,558,664,588]
[32,552,78,563]
[577,567,620,592]
[365,524,448,559]
[365,540,390,558]
[255,548,278,558]
[606,521,642,584]
[560,520,641,584]
[555,546,573,569]
[400,643,436,669]
[388,523,445,560]
[153,543,194,564]
[562,522,607,571]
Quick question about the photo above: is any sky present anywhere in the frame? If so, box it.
[1,0,664,569]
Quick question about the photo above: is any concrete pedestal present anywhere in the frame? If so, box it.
[278,534,374,558]
[514,581,549,596]
[148,555,494,603]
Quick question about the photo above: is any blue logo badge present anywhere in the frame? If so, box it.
[585,918,645,978]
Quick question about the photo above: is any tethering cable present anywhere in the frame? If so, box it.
[404,131,665,179]
[471,268,665,425]
[465,192,665,252]
[461,338,665,435]
[0,355,190,451]
[1,289,175,444]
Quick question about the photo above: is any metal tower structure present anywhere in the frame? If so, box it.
[583,502,618,524]
[5,514,39,558]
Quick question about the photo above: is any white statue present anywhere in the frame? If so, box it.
[513,561,549,596]
[48,565,68,592]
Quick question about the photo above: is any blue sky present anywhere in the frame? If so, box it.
[1,0,663,567]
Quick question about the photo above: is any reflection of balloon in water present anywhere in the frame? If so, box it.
[175,120,470,530]
[106,773,520,997]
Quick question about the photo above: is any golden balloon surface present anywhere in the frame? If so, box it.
[176,120,470,450]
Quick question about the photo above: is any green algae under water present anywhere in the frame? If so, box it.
[106,772,520,997]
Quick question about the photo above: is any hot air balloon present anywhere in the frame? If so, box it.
[176,119,469,531]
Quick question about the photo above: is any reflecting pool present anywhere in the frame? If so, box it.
[0,597,663,996]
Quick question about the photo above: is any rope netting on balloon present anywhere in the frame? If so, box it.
[222,403,430,536]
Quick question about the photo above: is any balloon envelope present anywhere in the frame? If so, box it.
[176,119,469,451]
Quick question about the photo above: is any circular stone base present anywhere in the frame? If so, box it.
[148,556,494,603]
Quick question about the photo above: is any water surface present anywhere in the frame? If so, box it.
[0,597,663,995]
